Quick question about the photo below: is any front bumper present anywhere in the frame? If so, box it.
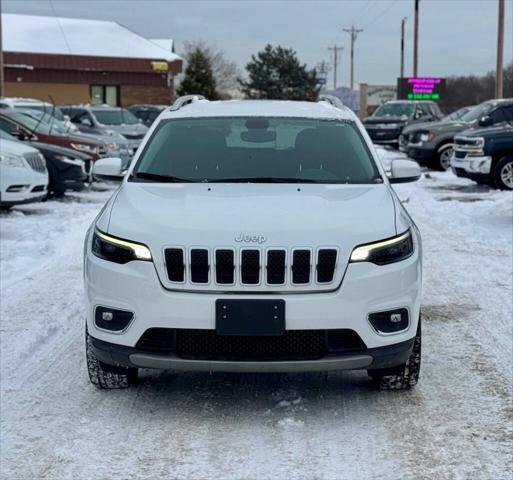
[90,334,414,372]
[0,167,48,206]
[450,154,492,175]
[407,144,434,164]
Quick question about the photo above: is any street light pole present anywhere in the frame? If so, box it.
[495,0,505,98]
[413,0,419,77]
[400,17,407,78]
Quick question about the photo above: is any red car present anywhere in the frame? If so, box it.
[0,110,105,160]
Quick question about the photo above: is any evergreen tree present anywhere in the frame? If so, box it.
[240,45,318,100]
[177,47,219,100]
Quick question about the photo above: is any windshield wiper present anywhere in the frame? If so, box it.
[207,177,319,183]
[131,172,194,183]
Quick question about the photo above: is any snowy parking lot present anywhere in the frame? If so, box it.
[1,148,512,479]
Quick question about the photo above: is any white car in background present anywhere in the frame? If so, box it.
[0,135,49,209]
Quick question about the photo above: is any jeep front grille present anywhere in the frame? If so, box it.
[163,246,339,291]
[23,152,46,173]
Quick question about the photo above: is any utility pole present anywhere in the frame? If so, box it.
[413,0,419,77]
[495,0,505,98]
[328,45,343,90]
[0,0,4,98]
[343,25,363,91]
[400,17,407,78]
[316,60,331,92]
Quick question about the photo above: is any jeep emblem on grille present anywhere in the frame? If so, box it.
[235,233,267,244]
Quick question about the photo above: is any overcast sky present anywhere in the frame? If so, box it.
[3,0,512,89]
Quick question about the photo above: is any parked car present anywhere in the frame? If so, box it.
[85,96,423,391]
[401,98,513,171]
[60,105,148,155]
[0,133,48,209]
[398,105,474,153]
[1,129,89,196]
[0,97,77,132]
[16,108,133,168]
[451,123,513,190]
[362,100,443,147]
[0,110,105,160]
[128,105,166,126]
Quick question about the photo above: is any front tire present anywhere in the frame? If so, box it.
[369,318,421,390]
[493,156,513,190]
[431,144,453,171]
[86,332,138,389]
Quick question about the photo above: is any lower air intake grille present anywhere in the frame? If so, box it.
[135,328,366,360]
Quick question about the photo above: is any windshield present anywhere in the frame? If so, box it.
[132,117,381,184]
[14,105,66,121]
[460,102,494,123]
[92,109,139,125]
[18,110,68,134]
[10,112,67,135]
[443,106,472,121]
[373,103,414,118]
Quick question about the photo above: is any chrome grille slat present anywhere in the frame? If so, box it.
[23,152,46,173]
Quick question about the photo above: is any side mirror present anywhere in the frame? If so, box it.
[389,159,421,184]
[92,157,124,181]
[478,115,493,127]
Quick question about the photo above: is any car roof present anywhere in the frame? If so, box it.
[160,99,356,121]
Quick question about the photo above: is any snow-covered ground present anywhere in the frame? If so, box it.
[1,150,512,479]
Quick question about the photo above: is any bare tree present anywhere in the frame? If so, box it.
[181,41,241,98]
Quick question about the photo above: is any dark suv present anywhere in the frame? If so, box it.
[362,100,443,146]
[402,99,513,171]
[451,123,513,190]
[128,105,166,127]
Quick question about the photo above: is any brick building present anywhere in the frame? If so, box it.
[2,14,183,107]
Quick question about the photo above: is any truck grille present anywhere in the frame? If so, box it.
[135,328,366,360]
[23,152,46,173]
[164,246,339,290]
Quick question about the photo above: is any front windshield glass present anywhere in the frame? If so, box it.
[10,112,66,135]
[373,103,414,118]
[92,109,139,125]
[132,117,381,184]
[460,102,494,123]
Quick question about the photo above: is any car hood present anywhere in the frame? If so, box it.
[402,119,471,135]
[104,124,148,137]
[28,141,92,160]
[101,182,399,287]
[457,124,513,138]
[0,137,40,156]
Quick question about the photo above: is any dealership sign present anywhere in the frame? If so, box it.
[397,77,446,101]
[366,85,397,106]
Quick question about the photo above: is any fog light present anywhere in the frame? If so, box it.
[95,306,133,332]
[368,308,409,334]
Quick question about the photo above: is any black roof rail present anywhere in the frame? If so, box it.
[169,95,207,111]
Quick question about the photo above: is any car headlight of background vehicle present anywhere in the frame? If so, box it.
[92,229,152,264]
[420,132,434,142]
[350,230,413,265]
[0,152,26,168]
[70,143,98,154]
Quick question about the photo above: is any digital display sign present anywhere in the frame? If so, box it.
[397,77,446,101]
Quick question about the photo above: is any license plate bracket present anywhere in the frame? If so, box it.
[216,299,285,336]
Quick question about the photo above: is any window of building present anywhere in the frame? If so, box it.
[90,85,119,106]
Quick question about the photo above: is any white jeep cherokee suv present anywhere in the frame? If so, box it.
[85,96,423,390]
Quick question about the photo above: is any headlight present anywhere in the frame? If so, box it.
[92,229,152,264]
[350,230,413,265]
[106,142,119,150]
[70,143,97,153]
[0,152,26,168]
[420,132,434,142]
